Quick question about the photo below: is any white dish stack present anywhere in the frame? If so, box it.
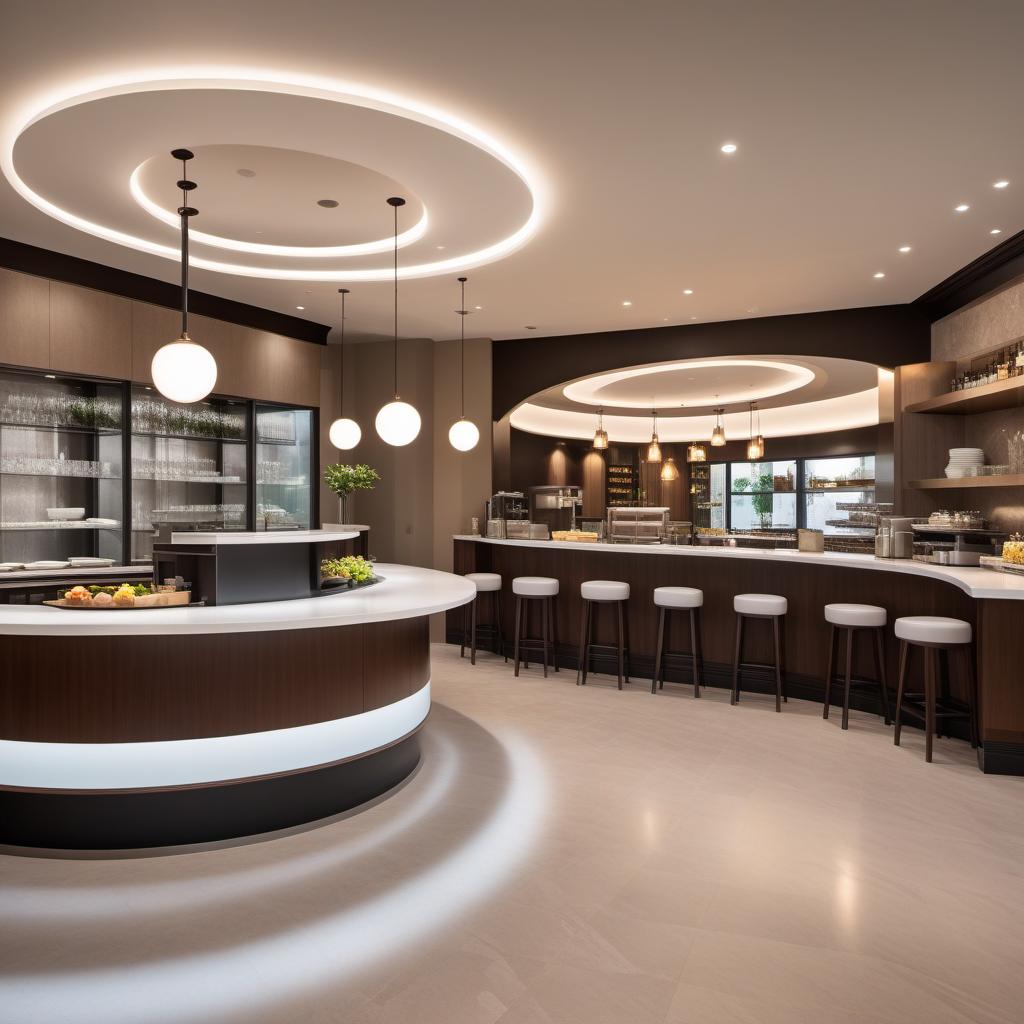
[945,448,984,478]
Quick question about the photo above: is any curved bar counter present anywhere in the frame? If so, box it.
[452,537,1024,775]
[0,563,475,849]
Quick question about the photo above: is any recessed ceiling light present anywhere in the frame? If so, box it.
[295,305,305,310]
[994,180,1010,189]
[236,168,256,178]
[898,245,912,253]
[873,272,886,279]
[954,203,970,213]
[662,317,669,322]
[474,305,482,310]
[317,199,339,208]
[622,300,632,306]
[991,228,1003,235]
[720,142,738,154]
[436,245,446,250]
[690,316,697,320]
[44,374,56,379]
[683,288,694,295]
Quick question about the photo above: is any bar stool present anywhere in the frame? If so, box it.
[893,616,977,763]
[731,593,788,711]
[460,573,505,665]
[511,576,560,678]
[823,603,891,729]
[651,587,704,697]
[577,580,631,689]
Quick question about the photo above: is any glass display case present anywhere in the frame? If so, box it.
[129,387,250,562]
[255,404,314,530]
[0,368,125,566]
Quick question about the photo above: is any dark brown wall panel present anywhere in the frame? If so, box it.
[0,267,49,370]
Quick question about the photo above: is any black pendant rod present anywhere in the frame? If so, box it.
[338,288,350,416]
[457,276,468,419]
[171,148,197,337]
[387,197,405,399]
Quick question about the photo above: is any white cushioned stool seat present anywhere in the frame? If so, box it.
[894,616,972,645]
[654,586,703,609]
[824,603,886,628]
[465,572,501,593]
[581,580,630,601]
[512,576,559,597]
[734,593,787,616]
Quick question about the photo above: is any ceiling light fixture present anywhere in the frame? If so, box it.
[873,271,886,279]
[955,203,970,212]
[317,199,339,208]
[448,276,480,452]
[683,288,694,295]
[746,402,765,460]
[686,440,708,464]
[622,300,633,307]
[150,149,217,404]
[710,402,726,447]
[991,228,1003,235]
[898,245,912,253]
[295,305,305,310]
[994,180,1010,189]
[592,407,609,450]
[328,288,361,451]
[720,142,738,154]
[375,197,421,446]
[646,410,663,463]
[660,457,679,482]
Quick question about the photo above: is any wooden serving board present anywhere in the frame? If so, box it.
[45,591,191,610]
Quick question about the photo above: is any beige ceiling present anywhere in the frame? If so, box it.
[1,0,1022,346]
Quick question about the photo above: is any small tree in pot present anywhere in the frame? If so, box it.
[323,463,380,525]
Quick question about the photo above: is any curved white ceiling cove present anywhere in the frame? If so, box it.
[563,359,816,409]
[511,387,880,442]
[0,66,548,281]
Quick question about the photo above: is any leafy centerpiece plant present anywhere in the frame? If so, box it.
[323,463,380,524]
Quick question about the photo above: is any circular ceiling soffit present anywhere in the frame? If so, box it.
[562,359,816,409]
[2,67,548,281]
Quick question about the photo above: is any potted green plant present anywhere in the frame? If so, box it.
[323,463,380,524]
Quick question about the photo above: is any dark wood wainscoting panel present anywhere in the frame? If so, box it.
[0,617,431,743]
[976,599,1024,744]
[362,616,431,712]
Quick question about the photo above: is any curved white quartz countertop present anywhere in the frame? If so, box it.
[453,535,1024,601]
[0,563,475,636]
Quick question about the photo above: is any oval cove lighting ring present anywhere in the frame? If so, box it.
[1,67,548,281]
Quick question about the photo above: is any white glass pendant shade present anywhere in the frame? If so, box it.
[711,426,726,447]
[660,458,679,482]
[151,334,217,404]
[646,438,662,463]
[593,428,608,450]
[448,417,480,452]
[375,400,421,446]
[746,435,765,460]
[687,442,707,463]
[329,417,362,450]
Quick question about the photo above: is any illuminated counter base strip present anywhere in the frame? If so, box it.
[0,682,431,792]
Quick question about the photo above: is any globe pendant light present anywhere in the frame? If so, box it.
[592,407,609,450]
[660,456,679,482]
[448,276,480,451]
[328,288,362,450]
[151,149,218,404]
[746,401,765,461]
[646,409,662,463]
[710,404,727,447]
[687,440,708,463]
[375,197,421,446]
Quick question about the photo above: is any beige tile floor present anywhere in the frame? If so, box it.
[2,642,1023,1024]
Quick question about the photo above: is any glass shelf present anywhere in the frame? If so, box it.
[1,522,122,531]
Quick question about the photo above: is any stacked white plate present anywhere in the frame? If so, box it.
[945,448,985,478]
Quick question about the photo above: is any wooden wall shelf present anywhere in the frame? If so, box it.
[905,376,1024,415]
[908,475,1024,490]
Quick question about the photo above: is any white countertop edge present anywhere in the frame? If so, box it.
[0,565,151,582]
[171,529,359,546]
[453,535,1024,601]
[0,564,475,636]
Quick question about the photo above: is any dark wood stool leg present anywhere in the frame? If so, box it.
[513,596,523,677]
[470,593,479,666]
[576,599,588,685]
[772,614,783,712]
[461,598,469,658]
[780,618,788,701]
[964,644,979,749]
[495,592,506,662]
[731,614,744,705]
[615,601,624,690]
[936,649,951,739]
[924,646,936,763]
[841,626,854,730]
[695,607,705,687]
[623,603,631,684]
[893,639,908,746]
[652,606,665,694]
[582,601,593,685]
[873,626,890,725]
[689,608,700,697]
[823,623,836,719]
[550,597,560,671]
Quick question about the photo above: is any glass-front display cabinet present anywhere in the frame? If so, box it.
[0,368,125,566]
[255,404,314,530]
[129,387,250,562]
